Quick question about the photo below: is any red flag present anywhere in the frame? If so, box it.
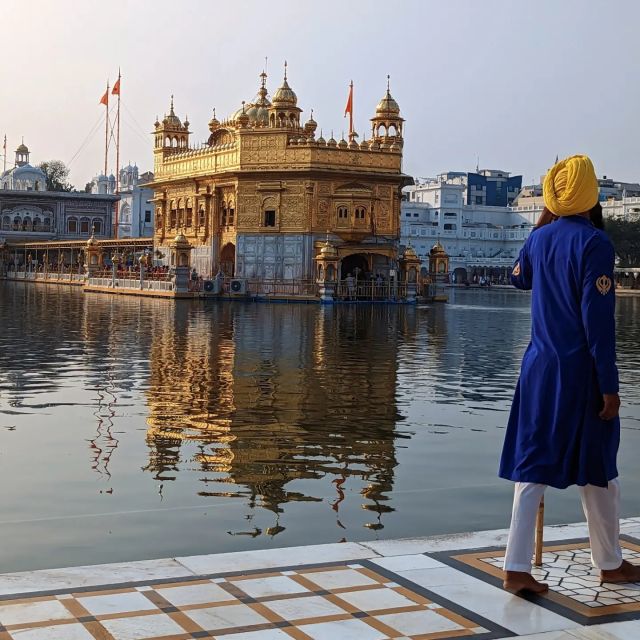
[99,89,108,106]
[112,77,121,96]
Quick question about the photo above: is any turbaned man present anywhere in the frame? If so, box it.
[499,155,640,593]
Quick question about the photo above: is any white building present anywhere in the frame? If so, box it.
[402,173,534,283]
[0,142,47,191]
[90,165,154,238]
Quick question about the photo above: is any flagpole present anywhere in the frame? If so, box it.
[115,69,121,239]
[2,135,6,174]
[349,80,354,140]
[103,81,109,176]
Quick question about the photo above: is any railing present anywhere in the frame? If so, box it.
[87,275,174,292]
[238,279,318,297]
[335,281,409,301]
[6,270,85,283]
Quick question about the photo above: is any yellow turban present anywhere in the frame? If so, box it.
[543,154,599,216]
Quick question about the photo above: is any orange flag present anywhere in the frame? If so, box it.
[99,89,108,106]
[343,81,353,135]
[112,77,121,96]
[344,81,353,118]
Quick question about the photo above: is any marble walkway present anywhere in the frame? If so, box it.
[3,518,640,639]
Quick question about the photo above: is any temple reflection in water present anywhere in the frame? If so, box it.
[144,303,416,534]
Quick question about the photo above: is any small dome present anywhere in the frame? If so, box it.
[86,234,98,247]
[338,137,348,149]
[327,135,337,148]
[430,240,447,255]
[16,142,29,153]
[272,78,297,106]
[376,89,401,115]
[359,139,370,150]
[163,96,182,127]
[319,241,338,258]
[208,109,220,131]
[404,245,418,259]
[316,134,326,146]
[348,138,359,149]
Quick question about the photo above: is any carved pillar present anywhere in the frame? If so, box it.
[400,245,421,302]
[315,240,339,303]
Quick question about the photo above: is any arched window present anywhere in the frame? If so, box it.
[185,199,193,227]
[34,217,42,230]
[172,137,178,148]
[156,208,163,229]
[169,201,177,228]
[23,217,32,231]
[43,217,50,231]
[35,181,40,191]
[1,215,10,230]
[198,206,205,227]
[337,206,349,220]
[67,217,78,234]
[93,219,102,234]
[165,136,171,147]
[80,217,90,234]
[388,124,397,136]
[221,204,227,227]
[228,201,235,226]
[355,206,366,220]
[13,216,20,230]
[270,114,275,127]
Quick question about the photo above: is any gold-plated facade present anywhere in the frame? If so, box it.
[149,68,410,279]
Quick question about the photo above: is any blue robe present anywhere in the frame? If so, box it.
[499,215,619,489]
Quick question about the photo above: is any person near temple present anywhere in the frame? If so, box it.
[499,155,640,593]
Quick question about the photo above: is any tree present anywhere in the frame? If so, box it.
[37,160,74,192]
[605,218,640,267]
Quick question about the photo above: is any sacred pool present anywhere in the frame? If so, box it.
[0,282,638,573]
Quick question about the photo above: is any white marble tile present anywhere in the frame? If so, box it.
[335,587,417,611]
[9,623,95,640]
[231,575,309,598]
[397,566,483,588]
[378,609,463,635]
[0,558,193,597]
[569,619,640,639]
[185,603,268,631]
[494,632,578,640]
[263,594,346,621]
[369,553,446,573]
[0,599,72,626]
[298,618,387,640]
[77,591,157,616]
[100,613,185,639]
[176,542,377,575]
[214,630,292,640]
[429,580,578,636]
[156,581,236,606]
[301,568,377,590]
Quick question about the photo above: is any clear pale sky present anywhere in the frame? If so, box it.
[3,0,639,188]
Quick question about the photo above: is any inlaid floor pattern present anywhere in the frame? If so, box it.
[0,563,491,640]
[449,538,640,622]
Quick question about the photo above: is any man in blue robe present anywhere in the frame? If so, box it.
[500,155,640,593]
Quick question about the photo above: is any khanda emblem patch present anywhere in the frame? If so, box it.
[512,262,521,277]
[596,275,612,295]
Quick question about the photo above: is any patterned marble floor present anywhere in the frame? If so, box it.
[438,537,640,626]
[0,561,504,640]
[3,518,640,639]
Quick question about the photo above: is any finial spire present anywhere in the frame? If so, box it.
[242,100,246,114]
[284,60,288,81]
[310,108,314,118]
[387,75,390,93]
[169,94,175,115]
[213,107,216,118]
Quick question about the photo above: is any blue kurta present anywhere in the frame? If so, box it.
[499,215,619,489]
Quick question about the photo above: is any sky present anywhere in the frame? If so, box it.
[2,0,639,189]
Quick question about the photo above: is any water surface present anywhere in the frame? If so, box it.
[1,283,639,572]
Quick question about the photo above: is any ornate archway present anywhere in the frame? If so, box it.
[220,242,235,277]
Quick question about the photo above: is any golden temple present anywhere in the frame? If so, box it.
[149,65,411,280]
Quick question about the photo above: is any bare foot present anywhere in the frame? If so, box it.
[601,560,640,584]
[503,571,549,594]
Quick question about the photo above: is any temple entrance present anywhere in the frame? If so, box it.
[220,243,235,277]
[340,253,369,279]
[453,267,468,284]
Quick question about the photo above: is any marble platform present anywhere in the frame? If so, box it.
[3,518,640,639]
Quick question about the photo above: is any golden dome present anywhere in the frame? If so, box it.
[272,63,297,106]
[163,96,183,127]
[16,142,29,153]
[174,232,188,243]
[319,241,338,257]
[404,245,418,259]
[208,108,220,132]
[376,77,401,115]
[430,240,446,255]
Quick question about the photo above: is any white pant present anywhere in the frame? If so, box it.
[504,480,623,572]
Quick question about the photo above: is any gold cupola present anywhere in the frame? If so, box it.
[269,62,302,129]
[371,75,404,144]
